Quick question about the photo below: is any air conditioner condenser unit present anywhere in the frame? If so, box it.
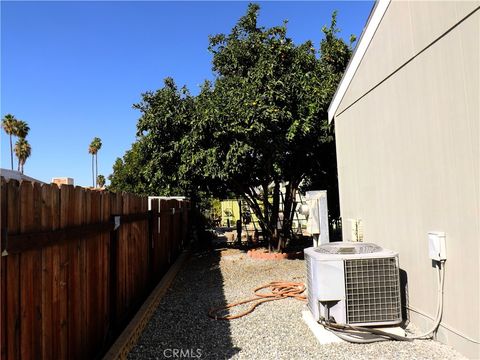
[304,242,402,327]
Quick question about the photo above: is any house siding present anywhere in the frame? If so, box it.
[333,2,479,358]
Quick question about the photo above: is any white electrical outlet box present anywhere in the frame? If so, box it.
[428,231,446,261]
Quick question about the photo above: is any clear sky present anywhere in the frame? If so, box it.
[1,1,373,187]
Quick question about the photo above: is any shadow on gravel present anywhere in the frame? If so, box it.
[128,250,240,359]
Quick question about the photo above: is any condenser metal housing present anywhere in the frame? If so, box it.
[304,242,402,327]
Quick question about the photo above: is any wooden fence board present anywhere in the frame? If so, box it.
[85,190,95,358]
[168,200,176,261]
[19,182,36,360]
[6,180,20,360]
[1,178,190,360]
[50,183,69,360]
[1,178,7,360]
[32,182,43,359]
[40,183,53,360]
[123,194,131,318]
[60,184,75,359]
[100,192,111,348]
[151,200,159,284]
[0,252,4,360]
[78,187,88,360]
[160,200,169,271]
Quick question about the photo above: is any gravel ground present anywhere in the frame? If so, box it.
[128,248,466,360]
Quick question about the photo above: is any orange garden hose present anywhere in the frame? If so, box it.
[208,281,307,320]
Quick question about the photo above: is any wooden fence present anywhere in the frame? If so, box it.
[0,178,190,359]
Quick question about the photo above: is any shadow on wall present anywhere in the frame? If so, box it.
[128,251,240,359]
[399,268,410,325]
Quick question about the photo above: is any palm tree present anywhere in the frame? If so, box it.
[2,114,18,170]
[88,139,96,187]
[14,138,31,174]
[92,137,102,187]
[15,120,30,139]
[97,174,106,188]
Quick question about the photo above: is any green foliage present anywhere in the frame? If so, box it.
[109,4,353,249]
[14,120,30,139]
[14,137,31,174]
[2,114,32,173]
[89,137,102,187]
[88,137,101,155]
[1,114,17,136]
[109,142,147,194]
[206,198,222,222]
[110,78,194,195]
[97,174,106,188]
[2,114,32,172]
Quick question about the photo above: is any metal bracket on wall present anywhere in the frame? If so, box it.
[114,216,121,231]
[1,228,8,256]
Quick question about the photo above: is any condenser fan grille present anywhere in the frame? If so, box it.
[344,257,401,325]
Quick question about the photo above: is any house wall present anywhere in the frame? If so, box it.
[333,2,479,358]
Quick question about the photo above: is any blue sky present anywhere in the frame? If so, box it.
[1,1,373,187]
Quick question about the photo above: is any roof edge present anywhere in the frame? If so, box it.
[327,0,391,123]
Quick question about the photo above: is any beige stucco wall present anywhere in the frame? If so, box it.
[333,2,479,358]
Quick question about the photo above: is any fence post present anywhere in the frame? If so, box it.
[108,214,119,339]
[147,209,154,290]
[179,206,184,250]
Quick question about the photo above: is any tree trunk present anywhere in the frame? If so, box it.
[269,181,280,234]
[278,181,299,252]
[92,155,95,187]
[242,193,268,235]
[261,183,270,228]
[269,181,280,251]
[233,182,288,253]
[261,183,277,250]
[10,135,13,170]
[237,199,242,245]
[95,154,98,187]
[240,191,270,244]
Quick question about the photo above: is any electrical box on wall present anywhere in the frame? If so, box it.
[428,231,446,261]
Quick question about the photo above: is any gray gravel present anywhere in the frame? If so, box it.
[128,249,466,360]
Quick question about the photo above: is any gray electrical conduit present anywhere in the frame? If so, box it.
[319,260,446,343]
[405,307,480,344]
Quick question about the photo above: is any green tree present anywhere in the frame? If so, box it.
[88,137,102,187]
[14,138,31,174]
[110,78,205,197]
[15,120,30,139]
[109,142,147,194]
[88,139,96,187]
[185,5,352,250]
[300,11,355,221]
[97,174,106,188]
[2,114,18,170]
[93,138,102,187]
[110,4,353,251]
[13,120,31,172]
[2,115,31,172]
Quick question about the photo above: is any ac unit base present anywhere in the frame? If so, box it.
[302,309,406,344]
[305,242,402,327]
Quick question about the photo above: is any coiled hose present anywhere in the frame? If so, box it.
[208,281,306,320]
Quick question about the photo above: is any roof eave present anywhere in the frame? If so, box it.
[327,0,391,123]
